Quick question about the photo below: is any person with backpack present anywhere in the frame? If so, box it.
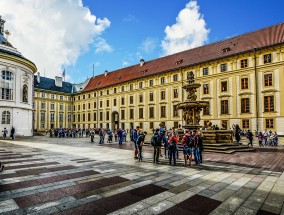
[2,128,8,139]
[168,132,179,166]
[117,128,123,145]
[258,132,264,147]
[133,126,140,159]
[247,130,253,147]
[10,127,15,140]
[136,131,147,162]
[181,129,191,166]
[152,128,162,164]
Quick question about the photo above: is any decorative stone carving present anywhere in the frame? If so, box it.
[23,84,28,103]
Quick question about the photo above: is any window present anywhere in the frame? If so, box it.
[174,121,179,128]
[241,98,250,113]
[1,71,14,101]
[121,86,125,92]
[221,81,227,92]
[264,96,274,112]
[203,84,209,94]
[241,78,249,89]
[50,94,55,99]
[139,82,143,88]
[203,68,208,76]
[94,112,97,121]
[41,102,46,109]
[83,95,85,99]
[139,94,143,103]
[82,113,85,121]
[242,119,249,129]
[78,105,80,111]
[100,91,103,96]
[161,77,165,84]
[139,108,143,118]
[149,93,154,101]
[221,63,227,72]
[50,103,55,110]
[73,106,76,111]
[99,112,103,121]
[203,103,210,115]
[173,74,178,81]
[221,100,229,114]
[241,59,248,68]
[121,97,125,105]
[40,112,45,121]
[100,101,102,108]
[161,106,166,118]
[114,88,117,93]
[41,92,45,98]
[1,111,10,124]
[88,94,91,98]
[82,104,85,110]
[68,96,71,101]
[130,109,134,119]
[94,102,97,109]
[60,95,63,100]
[88,103,90,109]
[139,123,143,129]
[50,113,55,122]
[264,74,273,86]
[41,123,45,129]
[121,110,125,120]
[161,91,166,100]
[149,107,154,118]
[149,80,153,86]
[94,92,96,97]
[173,105,179,117]
[106,100,109,107]
[68,114,72,122]
[173,89,178,98]
[150,122,154,129]
[264,54,271,64]
[106,89,109,95]
[59,104,64,111]
[130,96,133,104]
[129,84,133,90]
[113,98,117,106]
[266,119,274,128]
[78,96,80,100]
[106,111,109,120]
[68,105,71,111]
[59,113,63,122]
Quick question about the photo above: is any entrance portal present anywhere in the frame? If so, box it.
[111,111,119,131]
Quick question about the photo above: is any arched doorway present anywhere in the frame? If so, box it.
[111,111,119,131]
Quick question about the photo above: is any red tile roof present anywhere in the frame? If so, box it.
[83,23,284,92]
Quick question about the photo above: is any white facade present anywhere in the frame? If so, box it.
[0,43,36,136]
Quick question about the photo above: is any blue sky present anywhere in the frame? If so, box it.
[1,0,284,83]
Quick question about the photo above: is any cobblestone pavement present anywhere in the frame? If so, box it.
[0,136,283,215]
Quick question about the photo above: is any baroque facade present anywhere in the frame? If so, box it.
[34,23,284,135]
[0,16,37,136]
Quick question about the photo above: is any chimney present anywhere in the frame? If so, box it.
[55,76,62,87]
[104,70,108,76]
[140,59,145,66]
[37,72,40,83]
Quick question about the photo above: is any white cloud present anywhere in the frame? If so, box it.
[122,61,129,66]
[161,1,209,55]
[0,0,111,78]
[94,37,113,53]
[123,14,138,22]
[139,37,158,53]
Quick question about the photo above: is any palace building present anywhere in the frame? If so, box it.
[0,16,37,136]
[33,23,284,135]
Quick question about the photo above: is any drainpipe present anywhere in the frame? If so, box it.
[96,91,99,128]
[180,67,183,127]
[254,49,259,132]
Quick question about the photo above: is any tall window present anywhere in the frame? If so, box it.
[1,71,14,100]
[60,104,64,111]
[139,108,143,118]
[173,74,178,81]
[264,54,271,64]
[60,95,63,100]
[94,102,97,109]
[130,95,133,104]
[264,74,273,86]
[139,94,143,103]
[121,97,125,105]
[100,101,102,108]
[242,119,250,129]
[50,103,55,110]
[1,111,10,124]
[94,112,97,121]
[50,113,55,122]
[78,114,80,121]
[114,99,117,106]
[88,113,91,121]
[99,112,103,121]
[106,111,109,120]
[240,59,248,68]
[149,107,154,118]
[264,96,274,112]
[203,84,209,94]
[51,94,55,99]
[161,77,165,84]
[41,102,46,109]
[220,63,227,72]
[129,109,134,119]
[150,122,154,129]
[266,119,274,128]
[241,78,249,89]
[129,84,133,90]
[40,112,45,121]
[82,113,85,121]
[221,81,228,92]
[173,105,179,117]
[68,114,72,122]
[121,86,125,92]
[221,100,229,114]
[203,68,208,76]
[106,100,109,107]
[106,89,109,95]
[149,93,154,101]
[121,110,125,120]
[149,80,153,86]
[161,106,166,118]
[59,113,63,122]
[161,91,166,100]
[241,98,250,113]
[139,82,143,88]
[173,89,178,98]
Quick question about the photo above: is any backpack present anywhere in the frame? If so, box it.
[169,138,177,150]
[150,134,159,146]
[186,135,194,147]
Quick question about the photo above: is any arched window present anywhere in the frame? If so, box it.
[1,111,11,124]
[23,84,28,103]
[1,70,14,100]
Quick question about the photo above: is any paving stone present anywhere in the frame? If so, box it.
[0,199,19,213]
[233,206,256,215]
[199,189,217,197]
[211,188,236,202]
[137,200,175,215]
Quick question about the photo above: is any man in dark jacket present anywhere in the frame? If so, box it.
[153,128,162,164]
[247,130,253,147]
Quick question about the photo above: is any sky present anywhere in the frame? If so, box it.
[0,0,284,83]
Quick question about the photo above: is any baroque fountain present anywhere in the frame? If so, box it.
[176,71,253,153]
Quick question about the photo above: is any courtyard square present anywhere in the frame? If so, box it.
[0,136,283,215]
